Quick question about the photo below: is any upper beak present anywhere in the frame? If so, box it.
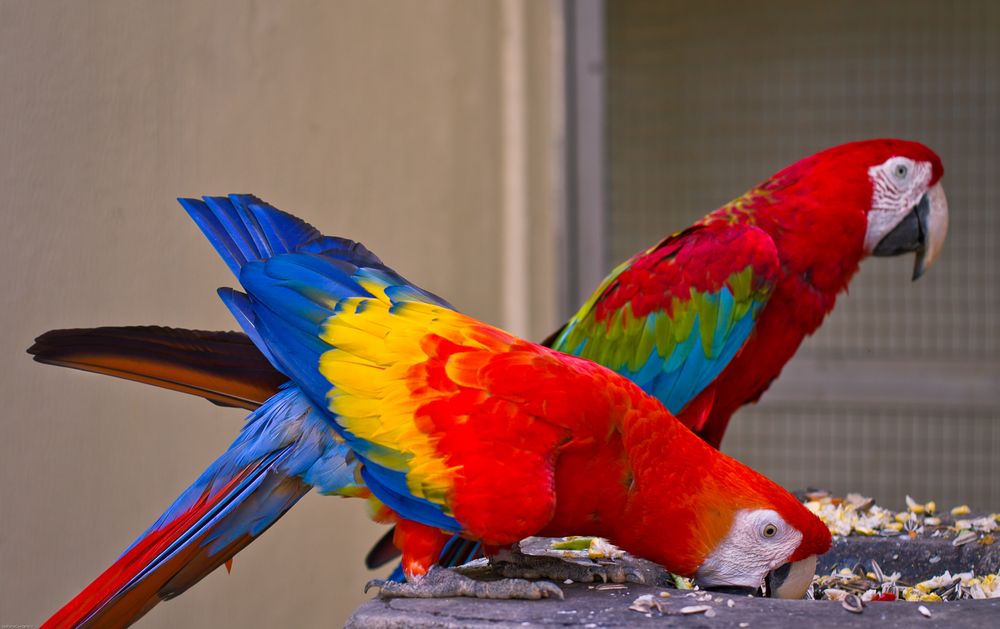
[765,554,817,599]
[872,183,949,280]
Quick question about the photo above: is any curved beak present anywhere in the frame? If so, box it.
[764,554,817,599]
[872,183,949,280]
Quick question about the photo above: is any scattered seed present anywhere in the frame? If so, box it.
[951,505,971,516]
[871,560,885,583]
[953,530,978,546]
[628,594,665,613]
[918,605,932,618]
[680,605,711,614]
[704,608,717,618]
[727,599,735,608]
[846,493,874,510]
[906,495,926,515]
[842,593,864,613]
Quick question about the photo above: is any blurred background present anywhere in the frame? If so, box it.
[1,1,996,627]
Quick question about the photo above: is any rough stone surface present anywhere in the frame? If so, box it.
[819,534,1000,579]
[348,583,999,628]
[349,535,1000,628]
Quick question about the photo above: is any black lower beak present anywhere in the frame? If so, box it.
[872,193,939,281]
[872,193,929,259]
[764,555,819,599]
[764,561,793,597]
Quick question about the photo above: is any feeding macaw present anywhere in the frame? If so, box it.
[31,138,949,573]
[40,195,831,627]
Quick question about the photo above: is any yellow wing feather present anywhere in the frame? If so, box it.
[318,295,500,511]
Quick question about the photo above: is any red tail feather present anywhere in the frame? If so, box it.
[43,466,267,628]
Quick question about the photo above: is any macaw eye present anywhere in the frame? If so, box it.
[762,523,778,538]
[893,164,908,179]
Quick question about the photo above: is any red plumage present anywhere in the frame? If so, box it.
[688,139,945,445]
[370,323,831,579]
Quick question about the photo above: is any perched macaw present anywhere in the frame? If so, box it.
[40,195,831,627]
[31,138,949,575]
[550,139,947,446]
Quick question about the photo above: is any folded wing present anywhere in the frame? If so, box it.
[549,224,779,431]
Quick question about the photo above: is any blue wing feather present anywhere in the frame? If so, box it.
[178,195,465,534]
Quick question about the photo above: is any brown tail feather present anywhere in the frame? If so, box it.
[28,326,287,410]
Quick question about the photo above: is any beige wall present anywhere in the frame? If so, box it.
[0,1,563,626]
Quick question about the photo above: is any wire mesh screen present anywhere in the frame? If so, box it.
[730,405,1000,510]
[606,0,1000,510]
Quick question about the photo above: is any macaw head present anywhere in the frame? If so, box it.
[860,141,948,280]
[669,452,833,599]
[760,138,948,281]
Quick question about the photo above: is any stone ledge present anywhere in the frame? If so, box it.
[348,583,999,628]
[349,534,1000,628]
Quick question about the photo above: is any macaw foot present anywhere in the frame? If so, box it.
[365,566,564,600]
[489,544,646,584]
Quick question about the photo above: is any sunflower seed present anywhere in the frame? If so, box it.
[842,593,864,613]
[953,530,978,546]
[628,594,665,613]
[871,560,885,583]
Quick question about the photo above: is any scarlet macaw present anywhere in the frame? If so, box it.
[31,138,949,573]
[41,195,831,627]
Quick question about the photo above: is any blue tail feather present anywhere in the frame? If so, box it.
[68,387,361,625]
[216,287,284,373]
[204,196,263,266]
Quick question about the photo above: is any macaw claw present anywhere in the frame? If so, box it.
[365,567,564,600]
[490,545,646,585]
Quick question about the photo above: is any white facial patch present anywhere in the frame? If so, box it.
[864,157,933,253]
[695,509,803,589]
